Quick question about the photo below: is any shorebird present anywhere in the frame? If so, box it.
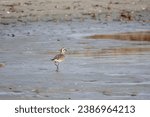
[51,48,67,72]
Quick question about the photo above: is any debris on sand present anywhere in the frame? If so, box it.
[120,10,133,21]
[0,63,5,68]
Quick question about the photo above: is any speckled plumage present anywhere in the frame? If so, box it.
[51,48,67,72]
[51,54,65,62]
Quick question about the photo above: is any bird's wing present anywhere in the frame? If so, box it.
[51,54,64,61]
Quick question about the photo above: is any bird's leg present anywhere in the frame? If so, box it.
[55,62,59,72]
[54,61,57,67]
[57,63,59,72]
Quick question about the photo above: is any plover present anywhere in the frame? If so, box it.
[51,48,67,72]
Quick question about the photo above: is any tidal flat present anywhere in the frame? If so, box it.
[0,21,150,99]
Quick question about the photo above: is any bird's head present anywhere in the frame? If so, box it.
[60,48,67,54]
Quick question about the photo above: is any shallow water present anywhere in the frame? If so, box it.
[86,31,150,41]
[0,21,150,99]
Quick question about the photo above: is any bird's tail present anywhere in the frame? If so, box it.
[51,58,54,61]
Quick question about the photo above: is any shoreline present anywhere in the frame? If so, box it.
[0,0,150,24]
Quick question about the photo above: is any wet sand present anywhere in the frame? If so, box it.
[0,21,150,99]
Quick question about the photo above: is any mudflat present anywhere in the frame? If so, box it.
[0,0,150,99]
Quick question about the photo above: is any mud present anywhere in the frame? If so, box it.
[0,21,150,99]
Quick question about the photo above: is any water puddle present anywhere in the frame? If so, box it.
[86,31,150,41]
[68,47,150,57]
[0,91,23,96]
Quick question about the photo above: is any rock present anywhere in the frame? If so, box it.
[0,63,5,68]
[11,34,15,37]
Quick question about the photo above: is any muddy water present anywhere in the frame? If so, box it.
[0,21,150,99]
[86,31,150,41]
